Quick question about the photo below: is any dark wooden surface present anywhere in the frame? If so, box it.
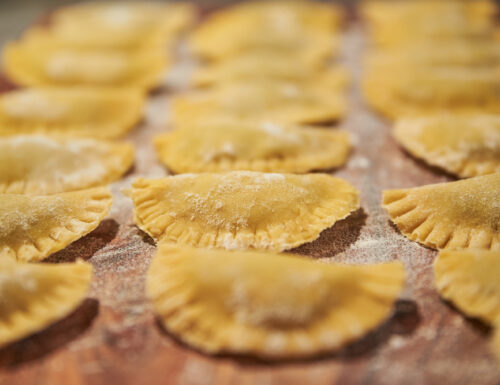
[1,5,500,384]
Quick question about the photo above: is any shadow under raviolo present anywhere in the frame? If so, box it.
[291,207,367,259]
[0,298,99,369]
[44,219,120,263]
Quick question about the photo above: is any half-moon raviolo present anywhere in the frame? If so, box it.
[0,87,144,139]
[2,38,168,90]
[48,2,195,50]
[147,244,405,358]
[191,56,349,89]
[363,66,500,119]
[393,115,500,178]
[362,0,497,47]
[365,41,500,69]
[127,171,360,251]
[189,1,342,61]
[434,249,500,324]
[0,187,112,262]
[170,81,347,126]
[0,259,92,347]
[0,135,133,195]
[154,122,350,173]
[383,174,500,251]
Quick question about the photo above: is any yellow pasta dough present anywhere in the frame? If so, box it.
[362,0,496,25]
[171,81,347,126]
[363,0,497,47]
[154,122,350,173]
[2,37,168,89]
[363,67,500,119]
[434,249,500,324]
[190,1,341,61]
[207,0,344,34]
[147,244,405,358]
[127,171,360,251]
[20,25,171,56]
[0,87,144,139]
[192,56,349,88]
[191,30,336,64]
[369,21,495,48]
[0,259,92,347]
[366,41,500,69]
[48,2,196,50]
[393,115,500,178]
[190,52,321,86]
[383,174,500,251]
[0,135,133,195]
[0,187,112,262]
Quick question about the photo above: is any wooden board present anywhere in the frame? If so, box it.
[1,11,500,385]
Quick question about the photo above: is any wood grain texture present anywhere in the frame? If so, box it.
[1,10,500,385]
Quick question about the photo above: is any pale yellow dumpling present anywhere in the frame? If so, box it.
[147,244,405,358]
[363,0,497,47]
[171,81,347,126]
[0,259,92,347]
[192,31,337,64]
[204,0,344,34]
[126,171,360,251]
[2,37,168,89]
[154,121,350,173]
[434,250,500,325]
[366,41,500,69]
[192,55,349,88]
[383,174,500,251]
[21,25,171,55]
[0,135,133,194]
[435,249,500,364]
[190,0,342,61]
[362,0,497,26]
[393,115,500,178]
[48,2,196,50]
[363,66,500,119]
[0,87,144,138]
[369,21,495,48]
[0,187,112,262]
